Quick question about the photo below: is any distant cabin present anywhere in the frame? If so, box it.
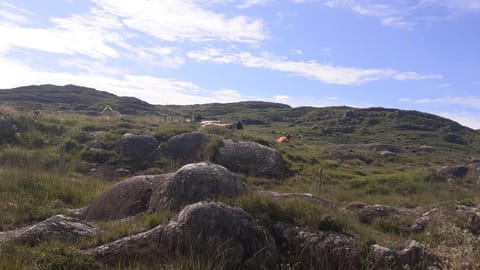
[100,106,121,120]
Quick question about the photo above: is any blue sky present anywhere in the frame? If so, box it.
[0,0,479,128]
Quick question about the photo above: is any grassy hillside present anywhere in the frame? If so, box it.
[0,85,156,115]
[2,85,480,269]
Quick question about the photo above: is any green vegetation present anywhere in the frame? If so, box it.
[2,86,480,268]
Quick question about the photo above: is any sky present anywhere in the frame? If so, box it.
[0,0,479,128]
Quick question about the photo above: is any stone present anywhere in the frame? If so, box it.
[163,132,210,161]
[83,175,171,221]
[88,202,278,269]
[272,222,361,270]
[116,134,158,160]
[149,162,246,212]
[214,139,286,178]
[14,215,97,246]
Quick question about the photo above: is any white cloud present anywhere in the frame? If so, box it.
[0,55,245,105]
[237,0,272,8]
[187,49,442,85]
[0,9,123,58]
[91,0,267,44]
[273,95,292,103]
[439,112,480,129]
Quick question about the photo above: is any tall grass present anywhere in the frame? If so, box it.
[0,167,109,230]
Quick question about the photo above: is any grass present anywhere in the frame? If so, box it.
[0,167,109,230]
[2,104,480,268]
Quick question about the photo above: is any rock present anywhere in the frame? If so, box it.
[83,175,171,221]
[116,134,158,160]
[370,244,399,270]
[164,132,210,161]
[149,162,246,212]
[397,241,442,269]
[214,139,286,178]
[345,201,368,211]
[468,162,480,184]
[455,205,480,235]
[88,202,278,269]
[14,215,97,246]
[370,241,442,270]
[408,216,430,234]
[256,190,334,209]
[366,144,406,153]
[436,165,469,179]
[358,204,412,224]
[378,150,396,157]
[419,145,435,153]
[272,222,361,270]
[328,150,373,164]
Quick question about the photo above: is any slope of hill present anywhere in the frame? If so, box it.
[0,84,156,115]
[1,84,479,151]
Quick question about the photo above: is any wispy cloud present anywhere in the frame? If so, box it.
[187,48,442,85]
[325,0,480,29]
[92,0,267,44]
[400,96,480,110]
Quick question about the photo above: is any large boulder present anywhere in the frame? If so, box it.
[116,134,158,160]
[149,162,246,212]
[214,139,286,178]
[163,132,210,162]
[83,175,171,221]
[88,202,279,269]
[14,215,97,246]
[272,222,362,269]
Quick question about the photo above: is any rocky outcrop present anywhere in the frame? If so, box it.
[370,241,442,270]
[436,165,469,179]
[272,222,362,270]
[149,163,246,212]
[116,134,158,160]
[88,202,278,269]
[164,132,210,162]
[256,190,334,208]
[14,215,97,246]
[358,204,412,224]
[214,139,285,178]
[83,175,172,221]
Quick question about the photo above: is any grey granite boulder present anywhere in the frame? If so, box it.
[214,139,285,178]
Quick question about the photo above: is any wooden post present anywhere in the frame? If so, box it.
[59,146,66,175]
[317,167,323,194]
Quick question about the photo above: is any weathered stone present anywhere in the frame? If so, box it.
[214,139,286,178]
[149,162,245,212]
[370,241,442,270]
[83,175,171,221]
[164,132,210,161]
[272,222,361,270]
[358,204,412,224]
[116,134,158,160]
[14,215,97,246]
[88,202,278,270]
[437,165,469,179]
